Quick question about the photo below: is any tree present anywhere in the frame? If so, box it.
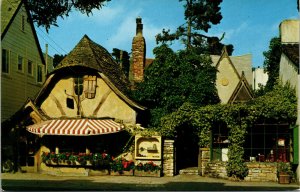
[156,0,234,55]
[53,54,66,68]
[263,37,282,91]
[27,0,111,31]
[132,44,219,127]
[112,48,130,77]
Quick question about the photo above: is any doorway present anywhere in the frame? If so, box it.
[175,125,199,173]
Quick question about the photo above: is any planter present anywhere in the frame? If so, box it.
[134,170,161,177]
[278,173,290,184]
[110,170,134,176]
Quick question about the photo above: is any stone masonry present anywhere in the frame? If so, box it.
[163,140,175,176]
[204,161,278,182]
[200,148,279,182]
[131,17,146,83]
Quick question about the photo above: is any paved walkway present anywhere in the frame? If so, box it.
[1,172,300,191]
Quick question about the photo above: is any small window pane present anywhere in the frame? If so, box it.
[28,60,33,75]
[37,65,43,82]
[2,49,9,73]
[18,55,23,71]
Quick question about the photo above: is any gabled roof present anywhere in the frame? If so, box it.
[52,35,130,93]
[1,0,21,35]
[1,0,45,65]
[215,46,241,79]
[228,72,254,104]
[282,44,299,69]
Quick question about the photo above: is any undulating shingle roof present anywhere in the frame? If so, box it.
[53,35,130,92]
[282,44,299,68]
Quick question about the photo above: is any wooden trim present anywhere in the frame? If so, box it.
[93,89,111,116]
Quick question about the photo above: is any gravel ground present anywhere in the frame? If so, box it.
[1,172,300,191]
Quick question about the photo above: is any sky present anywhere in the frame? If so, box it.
[35,0,299,68]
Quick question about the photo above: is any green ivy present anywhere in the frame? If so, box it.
[159,84,297,179]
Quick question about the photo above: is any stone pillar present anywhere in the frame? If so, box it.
[198,148,210,176]
[163,140,175,176]
[131,17,146,83]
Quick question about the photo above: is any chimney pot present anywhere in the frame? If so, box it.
[136,17,143,36]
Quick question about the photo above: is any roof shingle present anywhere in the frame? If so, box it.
[53,35,130,92]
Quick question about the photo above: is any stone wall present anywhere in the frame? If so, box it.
[204,161,228,179]
[245,162,277,182]
[203,161,278,182]
[163,140,175,176]
[199,148,210,176]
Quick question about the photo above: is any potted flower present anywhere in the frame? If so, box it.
[110,158,134,176]
[277,162,292,184]
[57,152,67,164]
[92,152,112,169]
[50,152,58,164]
[134,161,161,177]
[41,152,51,164]
[68,154,78,165]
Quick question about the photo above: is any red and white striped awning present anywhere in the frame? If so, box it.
[26,119,124,136]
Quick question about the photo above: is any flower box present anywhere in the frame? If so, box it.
[110,170,134,176]
[134,170,161,177]
[278,173,290,184]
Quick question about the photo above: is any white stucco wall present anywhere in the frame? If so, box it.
[279,53,298,96]
[252,67,268,90]
[280,19,300,44]
[216,57,240,104]
[40,75,137,124]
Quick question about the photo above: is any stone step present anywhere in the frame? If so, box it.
[179,167,199,175]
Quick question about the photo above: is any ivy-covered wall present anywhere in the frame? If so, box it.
[159,84,297,179]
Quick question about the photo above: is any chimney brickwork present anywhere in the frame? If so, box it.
[131,17,146,83]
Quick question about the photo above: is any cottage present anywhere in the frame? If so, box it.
[21,35,146,175]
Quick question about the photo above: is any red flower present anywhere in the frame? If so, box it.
[123,161,128,169]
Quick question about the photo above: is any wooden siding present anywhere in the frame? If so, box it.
[1,4,44,122]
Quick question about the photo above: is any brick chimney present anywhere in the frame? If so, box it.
[130,17,146,83]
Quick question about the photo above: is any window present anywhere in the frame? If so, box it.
[18,55,23,71]
[211,123,229,161]
[74,76,84,95]
[83,75,97,99]
[21,15,25,31]
[27,60,33,75]
[2,49,9,73]
[66,98,74,109]
[244,124,291,162]
[37,65,43,82]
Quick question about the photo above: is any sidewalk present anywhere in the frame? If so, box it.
[1,172,300,191]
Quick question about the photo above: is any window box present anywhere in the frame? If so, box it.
[134,170,161,177]
[110,170,134,176]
